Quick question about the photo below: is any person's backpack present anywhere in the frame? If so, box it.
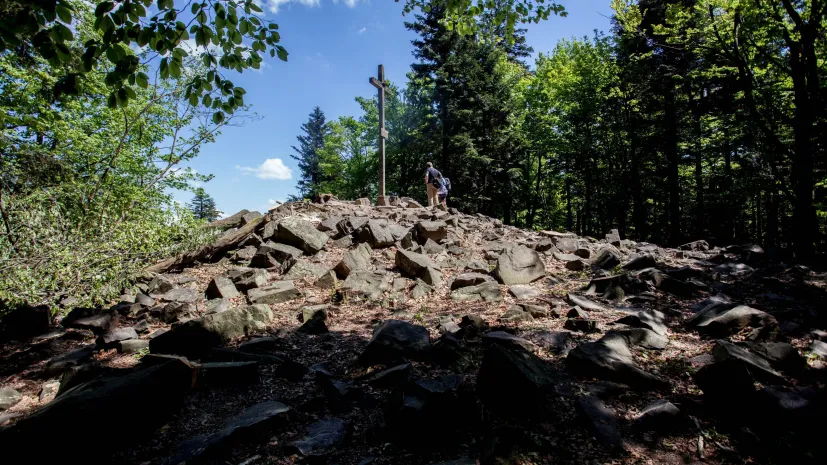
[429,169,443,188]
[443,177,451,192]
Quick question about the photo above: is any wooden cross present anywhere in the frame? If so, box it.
[370,64,388,205]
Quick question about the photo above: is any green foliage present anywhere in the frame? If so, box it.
[0,11,249,309]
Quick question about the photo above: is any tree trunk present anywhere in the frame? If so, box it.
[664,89,682,245]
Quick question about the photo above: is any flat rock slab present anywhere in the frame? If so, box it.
[334,243,373,278]
[174,401,291,463]
[292,417,347,457]
[96,327,138,347]
[616,309,668,336]
[248,281,301,304]
[509,284,541,300]
[396,249,439,278]
[450,272,495,290]
[0,388,22,410]
[712,339,783,382]
[532,330,575,355]
[284,261,328,280]
[553,252,580,262]
[482,331,537,353]
[687,304,777,338]
[450,282,502,302]
[160,287,202,303]
[341,271,389,300]
[567,294,607,312]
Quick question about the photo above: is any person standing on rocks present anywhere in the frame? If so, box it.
[425,162,442,207]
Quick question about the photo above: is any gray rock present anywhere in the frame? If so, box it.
[578,395,623,449]
[332,236,353,248]
[174,401,290,463]
[148,275,175,294]
[334,243,373,278]
[712,339,783,382]
[39,379,60,403]
[422,238,446,254]
[567,293,607,312]
[233,269,270,291]
[160,287,202,303]
[592,245,622,269]
[317,215,341,232]
[277,218,329,254]
[420,267,443,287]
[634,399,682,432]
[248,281,301,304]
[533,330,574,355]
[464,260,489,273]
[356,220,395,248]
[250,242,303,270]
[411,279,434,299]
[623,253,657,270]
[416,221,448,244]
[616,309,668,336]
[395,249,439,279]
[118,339,150,353]
[0,388,22,410]
[292,417,347,457]
[553,237,580,252]
[363,363,412,389]
[62,309,118,334]
[341,271,388,300]
[607,328,668,350]
[499,307,535,323]
[96,327,139,347]
[450,272,495,290]
[713,262,754,274]
[336,216,369,236]
[565,259,587,271]
[477,344,563,416]
[574,247,592,259]
[680,240,709,251]
[1,360,195,462]
[450,282,502,302]
[359,320,431,366]
[149,305,274,358]
[508,284,541,300]
[553,252,580,262]
[482,331,537,352]
[206,277,240,299]
[687,304,778,338]
[492,245,546,285]
[283,261,328,280]
[315,270,338,289]
[298,305,329,335]
[566,334,669,391]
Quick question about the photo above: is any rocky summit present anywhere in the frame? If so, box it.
[1,198,827,465]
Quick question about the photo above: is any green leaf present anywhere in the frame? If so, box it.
[202,95,213,106]
[95,1,115,17]
[136,72,149,88]
[276,45,288,61]
[107,92,118,108]
[250,2,263,13]
[212,111,225,124]
[189,93,199,106]
[56,5,73,24]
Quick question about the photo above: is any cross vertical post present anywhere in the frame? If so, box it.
[370,64,387,205]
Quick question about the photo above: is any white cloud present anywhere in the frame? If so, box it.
[235,158,293,180]
[267,0,320,14]
[333,0,360,7]
[358,27,367,35]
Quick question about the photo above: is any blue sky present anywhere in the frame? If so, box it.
[175,0,613,216]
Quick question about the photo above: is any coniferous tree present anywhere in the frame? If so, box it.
[291,107,329,199]
[187,188,222,222]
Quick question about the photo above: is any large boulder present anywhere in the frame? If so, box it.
[477,344,564,416]
[492,245,546,285]
[0,360,195,462]
[359,320,431,366]
[687,303,778,339]
[277,218,329,254]
[206,276,241,299]
[566,333,669,391]
[334,243,373,278]
[355,220,395,248]
[248,281,302,304]
[578,395,623,449]
[150,305,274,358]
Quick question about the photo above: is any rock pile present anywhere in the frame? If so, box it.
[1,197,826,464]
